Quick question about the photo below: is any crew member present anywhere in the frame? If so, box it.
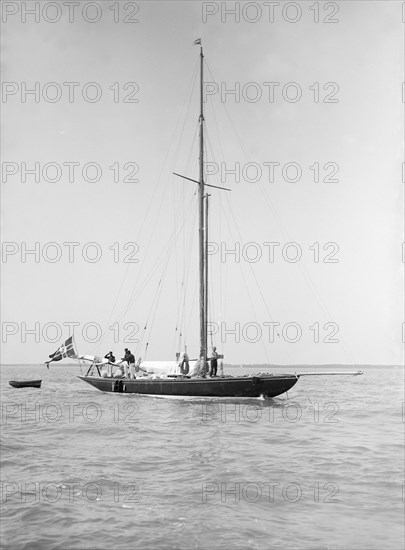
[120,348,130,378]
[104,351,115,377]
[126,349,136,379]
[180,350,190,375]
[209,347,219,377]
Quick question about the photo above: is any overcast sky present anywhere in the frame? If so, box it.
[1,1,403,366]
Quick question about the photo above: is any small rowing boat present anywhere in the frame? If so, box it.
[9,380,42,389]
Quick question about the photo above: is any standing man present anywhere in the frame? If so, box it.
[180,349,190,375]
[120,348,130,378]
[209,347,219,377]
[126,349,136,379]
[104,351,115,377]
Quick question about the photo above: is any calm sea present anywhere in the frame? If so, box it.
[1,364,403,550]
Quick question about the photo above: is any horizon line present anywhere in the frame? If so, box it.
[0,362,403,368]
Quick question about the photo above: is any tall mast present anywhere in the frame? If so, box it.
[205,193,210,364]
[173,41,230,371]
[198,44,206,369]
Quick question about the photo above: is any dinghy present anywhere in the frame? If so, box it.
[9,380,42,389]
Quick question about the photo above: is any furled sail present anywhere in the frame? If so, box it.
[140,361,197,375]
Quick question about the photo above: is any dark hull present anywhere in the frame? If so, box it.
[9,380,42,389]
[78,375,299,398]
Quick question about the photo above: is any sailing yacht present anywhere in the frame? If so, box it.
[76,43,362,397]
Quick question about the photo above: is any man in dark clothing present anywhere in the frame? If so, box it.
[104,351,115,363]
[123,349,135,378]
[123,349,134,362]
[209,347,219,377]
[104,351,116,377]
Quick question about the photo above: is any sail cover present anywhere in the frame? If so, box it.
[140,361,197,375]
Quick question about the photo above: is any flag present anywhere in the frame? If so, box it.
[193,38,201,45]
[46,336,77,368]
